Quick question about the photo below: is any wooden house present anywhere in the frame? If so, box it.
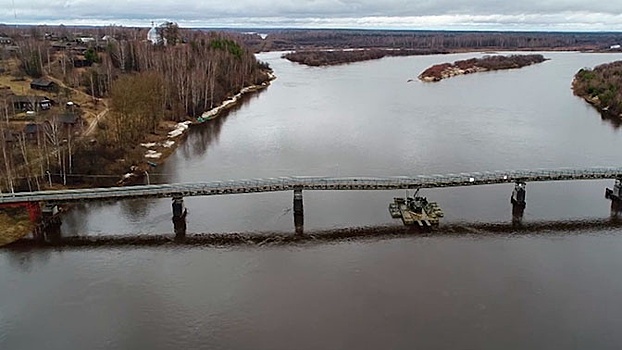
[30,79,58,92]
[56,113,84,131]
[23,123,43,141]
[0,37,13,45]
[10,95,53,112]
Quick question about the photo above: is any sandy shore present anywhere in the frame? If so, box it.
[119,73,276,184]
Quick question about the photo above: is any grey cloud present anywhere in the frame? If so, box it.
[2,0,622,30]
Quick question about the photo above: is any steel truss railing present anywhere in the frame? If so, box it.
[1,167,622,204]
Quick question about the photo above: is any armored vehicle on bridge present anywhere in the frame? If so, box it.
[389,190,443,228]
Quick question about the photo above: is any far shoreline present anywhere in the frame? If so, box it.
[280,47,611,67]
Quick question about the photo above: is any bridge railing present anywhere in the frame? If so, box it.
[2,167,622,204]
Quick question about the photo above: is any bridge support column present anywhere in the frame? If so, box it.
[34,203,62,243]
[510,181,526,225]
[610,200,622,218]
[172,196,187,238]
[511,181,526,207]
[605,178,622,201]
[606,177,622,216]
[512,203,525,226]
[293,188,304,234]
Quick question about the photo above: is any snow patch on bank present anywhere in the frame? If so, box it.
[168,121,191,138]
[141,121,190,159]
[145,150,162,159]
[199,77,275,121]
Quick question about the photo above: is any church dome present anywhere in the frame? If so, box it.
[147,22,162,44]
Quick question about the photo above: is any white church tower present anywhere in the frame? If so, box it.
[147,21,163,44]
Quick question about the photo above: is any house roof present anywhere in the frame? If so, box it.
[57,113,80,124]
[31,79,55,87]
[10,95,51,104]
[1,130,17,142]
[23,123,42,134]
[11,95,32,104]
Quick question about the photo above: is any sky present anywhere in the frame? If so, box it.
[2,0,622,31]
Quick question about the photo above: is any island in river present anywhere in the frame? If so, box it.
[572,61,622,118]
[418,54,548,82]
[283,48,449,66]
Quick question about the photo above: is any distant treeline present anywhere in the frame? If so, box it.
[283,48,448,66]
[242,29,622,53]
[419,54,548,82]
[573,61,622,117]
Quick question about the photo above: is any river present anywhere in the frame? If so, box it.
[2,51,622,349]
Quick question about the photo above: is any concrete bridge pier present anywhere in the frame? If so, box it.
[605,177,622,201]
[34,203,62,243]
[512,203,525,226]
[510,181,526,225]
[511,181,527,207]
[610,200,622,218]
[293,188,304,234]
[606,178,622,217]
[172,196,187,238]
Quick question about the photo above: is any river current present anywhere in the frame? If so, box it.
[2,51,622,349]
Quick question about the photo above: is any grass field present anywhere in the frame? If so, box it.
[0,209,33,246]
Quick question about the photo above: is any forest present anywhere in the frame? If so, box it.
[0,24,272,191]
[243,29,622,53]
[283,48,448,66]
[573,61,622,118]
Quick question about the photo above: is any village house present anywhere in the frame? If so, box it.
[1,129,18,144]
[10,95,53,112]
[77,36,96,44]
[0,37,13,45]
[44,33,60,41]
[72,55,92,68]
[50,41,70,51]
[2,45,19,54]
[0,85,11,97]
[56,112,84,131]
[23,123,44,141]
[30,79,58,92]
[50,41,89,53]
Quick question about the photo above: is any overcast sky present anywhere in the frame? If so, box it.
[2,0,622,31]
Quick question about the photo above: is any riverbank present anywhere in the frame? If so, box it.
[117,71,276,185]
[418,54,548,82]
[572,61,622,118]
[0,210,33,246]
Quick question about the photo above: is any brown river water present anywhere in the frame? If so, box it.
[3,51,622,349]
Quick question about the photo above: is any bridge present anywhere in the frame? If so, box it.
[2,167,622,203]
[3,166,622,238]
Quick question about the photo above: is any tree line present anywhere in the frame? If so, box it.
[283,48,449,66]
[243,29,622,53]
[573,61,622,117]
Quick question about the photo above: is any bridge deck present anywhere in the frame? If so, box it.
[0,167,621,204]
